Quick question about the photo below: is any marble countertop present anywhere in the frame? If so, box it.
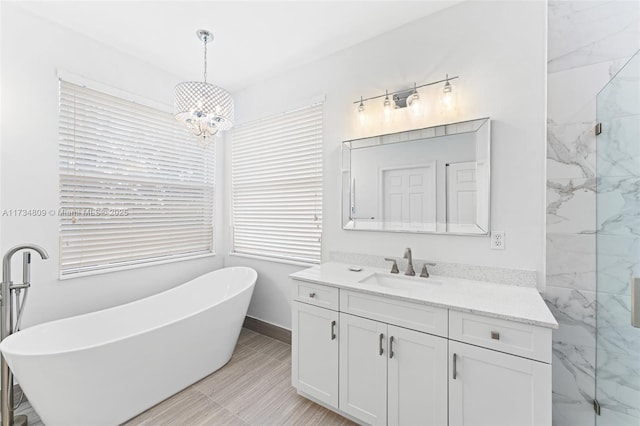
[290,262,558,329]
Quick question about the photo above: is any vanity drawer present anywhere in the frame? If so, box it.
[293,280,339,311]
[340,290,448,337]
[449,310,551,363]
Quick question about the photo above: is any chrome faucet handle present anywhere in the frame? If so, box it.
[384,258,399,274]
[420,262,437,278]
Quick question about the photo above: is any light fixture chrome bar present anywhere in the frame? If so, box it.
[353,75,460,104]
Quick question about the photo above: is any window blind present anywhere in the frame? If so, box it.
[59,80,215,276]
[231,103,323,264]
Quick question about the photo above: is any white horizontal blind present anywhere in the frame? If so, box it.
[59,80,215,276]
[231,103,323,263]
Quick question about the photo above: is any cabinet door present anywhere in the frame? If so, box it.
[339,313,387,426]
[387,325,448,426]
[449,341,551,426]
[292,302,339,407]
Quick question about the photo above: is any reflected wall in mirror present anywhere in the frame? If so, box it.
[342,118,490,235]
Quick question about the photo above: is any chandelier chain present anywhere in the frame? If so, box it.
[203,39,208,83]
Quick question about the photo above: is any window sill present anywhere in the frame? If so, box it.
[228,252,318,268]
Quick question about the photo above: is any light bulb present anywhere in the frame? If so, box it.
[383,90,392,122]
[407,84,421,117]
[358,96,366,126]
[410,93,420,115]
[440,74,456,113]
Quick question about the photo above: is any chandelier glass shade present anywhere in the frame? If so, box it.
[174,29,234,142]
[174,81,234,138]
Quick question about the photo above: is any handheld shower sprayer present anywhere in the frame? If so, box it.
[14,252,31,332]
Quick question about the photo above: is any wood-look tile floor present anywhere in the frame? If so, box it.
[124,328,354,425]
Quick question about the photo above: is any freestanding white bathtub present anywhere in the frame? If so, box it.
[0,266,257,426]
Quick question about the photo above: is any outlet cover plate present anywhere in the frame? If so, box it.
[491,232,505,250]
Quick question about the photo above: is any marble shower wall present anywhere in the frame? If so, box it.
[545,1,640,425]
[594,52,640,425]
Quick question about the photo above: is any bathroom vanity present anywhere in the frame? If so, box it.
[290,262,557,426]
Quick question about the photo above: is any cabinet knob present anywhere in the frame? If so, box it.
[309,292,316,298]
[491,331,500,340]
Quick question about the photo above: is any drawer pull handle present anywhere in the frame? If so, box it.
[389,336,395,359]
[331,320,336,340]
[453,353,457,380]
[491,331,500,340]
[309,292,316,298]
[379,333,384,356]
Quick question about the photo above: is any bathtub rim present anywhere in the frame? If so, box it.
[0,266,257,357]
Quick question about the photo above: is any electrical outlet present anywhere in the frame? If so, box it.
[491,232,505,250]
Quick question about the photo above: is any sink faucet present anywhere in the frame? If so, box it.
[403,248,415,276]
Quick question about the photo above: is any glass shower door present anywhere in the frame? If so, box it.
[596,50,640,425]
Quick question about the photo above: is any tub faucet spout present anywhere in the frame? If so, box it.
[2,244,49,290]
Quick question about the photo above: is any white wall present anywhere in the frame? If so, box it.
[227,0,547,329]
[0,4,225,327]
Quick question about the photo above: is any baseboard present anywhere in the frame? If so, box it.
[297,390,361,424]
[243,316,291,344]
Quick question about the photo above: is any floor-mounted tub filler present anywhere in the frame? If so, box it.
[0,266,257,426]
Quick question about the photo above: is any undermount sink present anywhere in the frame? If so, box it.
[358,272,442,291]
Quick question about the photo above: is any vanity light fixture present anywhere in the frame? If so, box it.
[174,29,234,145]
[354,74,459,122]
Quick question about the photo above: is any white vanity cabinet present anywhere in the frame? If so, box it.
[448,341,551,426]
[339,291,449,426]
[338,313,388,425]
[291,274,554,426]
[291,281,340,408]
[388,325,448,426]
[448,311,552,426]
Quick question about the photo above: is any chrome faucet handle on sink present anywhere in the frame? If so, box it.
[420,262,437,278]
[384,258,399,274]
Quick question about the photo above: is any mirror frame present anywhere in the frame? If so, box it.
[341,117,491,236]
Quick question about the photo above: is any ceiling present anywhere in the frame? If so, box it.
[14,1,461,92]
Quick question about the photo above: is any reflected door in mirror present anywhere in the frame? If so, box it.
[446,162,477,233]
[382,164,436,231]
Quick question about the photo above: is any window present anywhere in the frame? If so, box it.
[231,103,323,264]
[58,80,215,277]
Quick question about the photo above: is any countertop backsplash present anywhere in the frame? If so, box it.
[328,251,537,288]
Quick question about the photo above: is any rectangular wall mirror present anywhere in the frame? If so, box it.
[342,118,490,235]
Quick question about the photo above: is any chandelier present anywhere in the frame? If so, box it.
[174,29,234,144]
